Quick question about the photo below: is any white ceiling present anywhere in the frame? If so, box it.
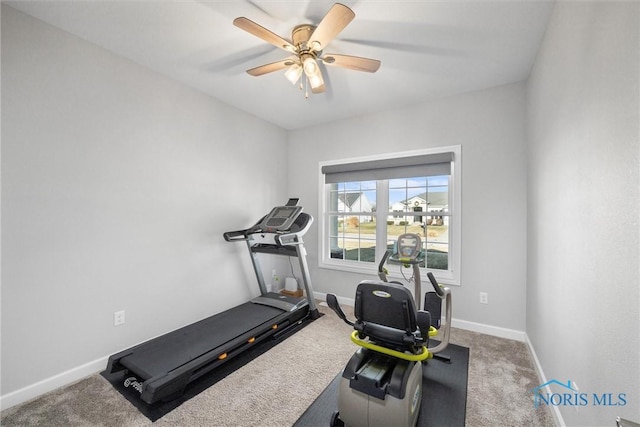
[7,0,556,130]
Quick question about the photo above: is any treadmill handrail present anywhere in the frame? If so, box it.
[223,229,249,242]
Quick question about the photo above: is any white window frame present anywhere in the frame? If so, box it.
[318,146,461,286]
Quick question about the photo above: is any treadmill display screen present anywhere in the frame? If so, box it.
[272,207,295,219]
[260,205,303,231]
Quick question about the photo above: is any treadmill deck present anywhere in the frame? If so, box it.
[118,301,289,380]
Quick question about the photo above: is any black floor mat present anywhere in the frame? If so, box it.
[294,343,469,427]
[101,313,321,422]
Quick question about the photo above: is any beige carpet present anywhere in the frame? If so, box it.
[1,303,554,426]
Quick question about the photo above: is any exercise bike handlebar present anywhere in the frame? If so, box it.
[426,286,452,356]
[427,272,445,297]
[379,251,444,297]
[326,294,354,327]
[378,250,391,273]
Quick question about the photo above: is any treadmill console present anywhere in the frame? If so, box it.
[223,198,311,248]
[258,205,303,232]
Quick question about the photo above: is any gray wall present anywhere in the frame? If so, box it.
[526,2,639,425]
[1,6,288,398]
[3,2,639,424]
[288,82,529,332]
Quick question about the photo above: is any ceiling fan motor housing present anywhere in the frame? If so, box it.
[292,24,316,52]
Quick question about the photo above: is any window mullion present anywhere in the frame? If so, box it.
[376,180,389,266]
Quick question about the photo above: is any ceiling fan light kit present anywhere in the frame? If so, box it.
[233,3,380,98]
[284,63,302,85]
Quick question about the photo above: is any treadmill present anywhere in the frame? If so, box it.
[105,199,320,404]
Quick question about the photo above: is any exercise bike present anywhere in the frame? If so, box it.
[326,233,452,427]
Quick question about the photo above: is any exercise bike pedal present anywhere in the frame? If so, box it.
[433,353,452,364]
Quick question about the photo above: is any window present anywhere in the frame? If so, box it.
[320,146,461,285]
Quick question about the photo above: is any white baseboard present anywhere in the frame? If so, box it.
[0,356,107,411]
[451,318,527,342]
[524,334,565,427]
[315,291,354,308]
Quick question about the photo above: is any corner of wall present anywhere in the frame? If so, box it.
[524,334,565,427]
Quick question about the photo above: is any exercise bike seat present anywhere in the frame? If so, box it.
[351,280,431,353]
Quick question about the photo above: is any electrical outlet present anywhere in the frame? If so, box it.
[479,292,488,304]
[114,310,125,326]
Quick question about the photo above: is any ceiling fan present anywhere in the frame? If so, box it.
[233,3,381,97]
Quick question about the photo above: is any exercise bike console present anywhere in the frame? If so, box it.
[392,233,423,262]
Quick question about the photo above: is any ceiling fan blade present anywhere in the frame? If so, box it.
[308,3,355,51]
[247,58,297,76]
[322,54,381,73]
[233,17,296,53]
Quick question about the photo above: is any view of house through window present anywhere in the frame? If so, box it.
[321,147,460,283]
[328,180,377,263]
[327,177,450,269]
[388,176,449,269]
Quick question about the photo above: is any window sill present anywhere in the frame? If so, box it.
[319,260,460,287]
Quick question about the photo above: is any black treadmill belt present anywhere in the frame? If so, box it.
[120,302,283,379]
